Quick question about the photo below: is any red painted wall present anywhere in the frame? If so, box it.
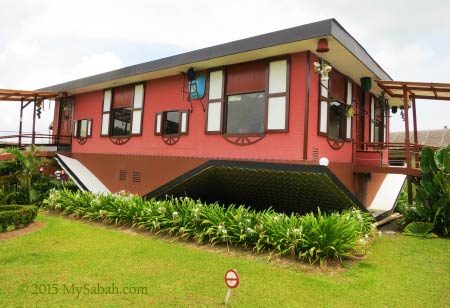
[71,52,309,161]
[70,51,388,166]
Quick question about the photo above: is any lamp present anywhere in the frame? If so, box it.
[360,77,372,91]
[316,38,329,53]
[319,157,329,166]
[187,67,196,81]
[314,39,332,82]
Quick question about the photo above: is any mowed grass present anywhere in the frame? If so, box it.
[0,213,449,308]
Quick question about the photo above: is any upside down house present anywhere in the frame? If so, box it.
[40,19,416,217]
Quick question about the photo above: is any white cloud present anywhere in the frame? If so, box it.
[1,0,450,135]
[71,52,122,80]
[6,39,40,56]
[16,69,66,90]
[374,43,436,81]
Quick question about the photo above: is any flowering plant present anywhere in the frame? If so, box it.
[314,60,332,81]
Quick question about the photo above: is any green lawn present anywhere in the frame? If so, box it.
[1,213,449,308]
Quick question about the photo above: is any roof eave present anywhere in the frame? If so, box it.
[38,18,391,94]
[330,19,391,81]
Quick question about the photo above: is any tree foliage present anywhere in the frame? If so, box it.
[398,145,450,236]
[0,145,57,204]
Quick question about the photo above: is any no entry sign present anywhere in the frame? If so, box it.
[224,269,239,305]
[224,269,239,289]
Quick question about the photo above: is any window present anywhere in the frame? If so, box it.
[112,107,132,136]
[101,83,144,137]
[163,111,181,135]
[267,59,289,131]
[154,110,189,136]
[205,70,224,133]
[328,101,345,139]
[226,92,265,134]
[73,119,92,138]
[370,95,386,143]
[205,58,289,134]
[318,67,352,140]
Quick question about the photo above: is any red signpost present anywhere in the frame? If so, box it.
[224,269,239,305]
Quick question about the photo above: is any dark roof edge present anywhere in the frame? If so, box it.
[39,18,390,92]
[55,154,88,191]
[330,19,392,81]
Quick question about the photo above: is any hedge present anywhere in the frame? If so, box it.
[0,205,38,231]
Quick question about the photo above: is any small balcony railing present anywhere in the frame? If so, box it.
[352,141,436,177]
[0,132,71,151]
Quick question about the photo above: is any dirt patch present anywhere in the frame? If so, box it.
[377,219,403,234]
[0,221,47,241]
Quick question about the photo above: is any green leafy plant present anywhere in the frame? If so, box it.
[0,205,38,231]
[397,145,450,236]
[403,222,437,238]
[0,145,59,205]
[44,190,374,264]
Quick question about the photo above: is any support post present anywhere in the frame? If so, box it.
[403,87,411,171]
[32,97,37,146]
[19,99,24,148]
[303,51,311,160]
[412,96,419,168]
[407,175,413,205]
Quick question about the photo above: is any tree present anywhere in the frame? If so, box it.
[0,145,49,204]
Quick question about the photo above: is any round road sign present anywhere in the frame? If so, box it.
[224,269,239,289]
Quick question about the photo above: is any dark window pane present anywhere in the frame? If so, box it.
[112,107,132,136]
[329,101,345,139]
[163,111,180,135]
[226,92,265,134]
[374,99,385,142]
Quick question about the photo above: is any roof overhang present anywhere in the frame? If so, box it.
[378,80,450,106]
[39,19,391,97]
[146,160,365,214]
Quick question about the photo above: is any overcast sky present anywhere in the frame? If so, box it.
[1,0,449,137]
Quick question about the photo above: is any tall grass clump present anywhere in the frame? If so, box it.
[44,189,374,264]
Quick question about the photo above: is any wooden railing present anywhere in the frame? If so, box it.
[352,141,437,177]
[0,133,71,150]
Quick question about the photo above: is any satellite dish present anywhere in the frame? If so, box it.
[188,74,206,100]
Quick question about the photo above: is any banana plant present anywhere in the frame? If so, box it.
[414,145,450,235]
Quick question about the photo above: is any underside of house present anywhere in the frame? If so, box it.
[2,19,449,219]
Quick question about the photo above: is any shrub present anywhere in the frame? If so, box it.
[0,145,78,205]
[44,190,375,264]
[397,145,450,236]
[0,205,38,231]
